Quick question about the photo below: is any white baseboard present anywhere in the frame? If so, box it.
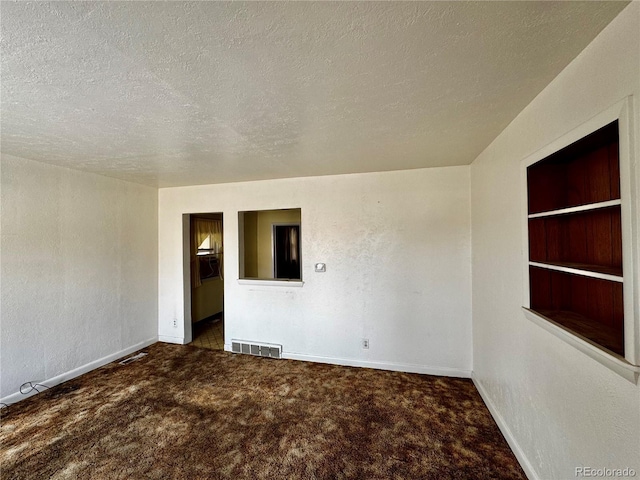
[158,335,185,344]
[1,337,158,406]
[472,373,538,480]
[283,352,471,377]
[222,344,471,378]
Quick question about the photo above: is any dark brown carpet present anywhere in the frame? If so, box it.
[1,343,525,479]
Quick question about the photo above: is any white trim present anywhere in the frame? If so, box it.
[182,214,193,345]
[237,279,304,287]
[617,97,638,366]
[1,337,158,405]
[472,374,539,480]
[522,308,639,383]
[520,100,628,170]
[528,261,623,283]
[527,199,621,219]
[159,335,186,344]
[224,344,470,377]
[280,351,471,378]
[521,149,531,310]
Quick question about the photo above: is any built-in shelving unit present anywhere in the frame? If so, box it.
[526,121,625,358]
[521,99,639,382]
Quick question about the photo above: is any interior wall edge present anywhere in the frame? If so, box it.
[469,3,640,478]
[159,165,473,374]
[1,154,159,398]
[472,373,539,480]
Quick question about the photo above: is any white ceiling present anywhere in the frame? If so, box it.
[0,1,628,187]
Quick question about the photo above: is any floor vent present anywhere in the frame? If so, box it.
[119,352,148,365]
[231,340,282,359]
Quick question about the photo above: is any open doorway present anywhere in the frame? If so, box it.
[189,213,224,350]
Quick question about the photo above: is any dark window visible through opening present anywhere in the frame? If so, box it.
[274,225,301,280]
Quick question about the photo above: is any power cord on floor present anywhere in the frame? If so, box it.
[1,381,51,410]
[19,382,50,394]
[1,351,148,410]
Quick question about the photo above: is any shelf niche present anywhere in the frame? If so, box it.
[529,267,624,356]
[527,120,624,358]
[527,121,619,215]
[528,206,622,278]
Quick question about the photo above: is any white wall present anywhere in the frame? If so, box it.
[159,166,472,375]
[470,4,640,479]
[0,154,158,399]
[192,278,223,322]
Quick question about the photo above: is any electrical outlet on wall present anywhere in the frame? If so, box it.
[362,339,369,349]
[173,319,177,328]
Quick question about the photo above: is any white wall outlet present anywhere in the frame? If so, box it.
[315,263,326,272]
[173,319,177,328]
[362,339,369,349]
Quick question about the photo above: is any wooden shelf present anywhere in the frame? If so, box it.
[529,261,622,282]
[522,308,639,383]
[528,199,621,219]
[528,267,624,340]
[531,308,624,358]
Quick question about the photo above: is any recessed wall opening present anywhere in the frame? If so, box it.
[525,121,625,357]
[188,213,224,350]
[238,208,302,281]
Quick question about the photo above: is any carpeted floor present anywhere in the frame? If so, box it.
[1,343,525,479]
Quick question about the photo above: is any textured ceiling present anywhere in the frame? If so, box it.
[0,1,628,187]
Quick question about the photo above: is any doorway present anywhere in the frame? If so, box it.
[189,213,224,351]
